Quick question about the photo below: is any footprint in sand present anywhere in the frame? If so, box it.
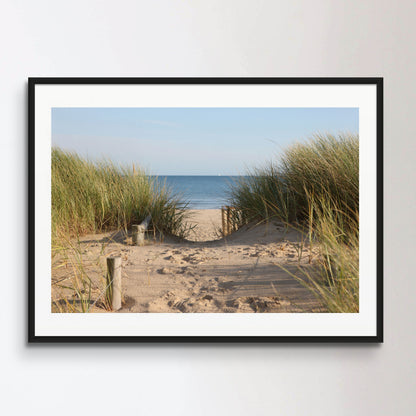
[226,296,283,312]
[158,267,182,275]
[164,255,182,263]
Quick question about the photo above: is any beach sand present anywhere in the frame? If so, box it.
[52,209,325,313]
[184,209,222,241]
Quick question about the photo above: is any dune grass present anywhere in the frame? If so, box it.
[228,133,359,312]
[52,148,189,241]
[51,148,190,312]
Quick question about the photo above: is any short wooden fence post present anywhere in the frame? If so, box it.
[221,207,226,236]
[132,224,143,245]
[106,256,122,311]
[132,214,152,246]
[226,206,231,236]
[230,206,240,232]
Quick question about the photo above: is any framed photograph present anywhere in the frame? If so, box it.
[29,78,383,342]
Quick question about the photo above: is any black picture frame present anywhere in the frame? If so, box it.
[28,77,383,343]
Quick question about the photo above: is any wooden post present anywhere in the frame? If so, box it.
[226,206,231,236]
[230,206,238,231]
[132,215,152,246]
[141,214,152,230]
[106,256,122,311]
[221,207,226,237]
[132,224,142,245]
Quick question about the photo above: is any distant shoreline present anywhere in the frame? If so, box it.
[155,175,234,210]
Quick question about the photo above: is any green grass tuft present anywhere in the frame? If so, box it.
[52,147,189,241]
[51,148,192,313]
[228,133,359,312]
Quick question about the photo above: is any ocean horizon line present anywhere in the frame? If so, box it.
[152,175,235,210]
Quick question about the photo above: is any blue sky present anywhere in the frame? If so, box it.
[52,107,358,175]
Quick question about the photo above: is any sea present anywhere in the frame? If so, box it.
[155,176,240,209]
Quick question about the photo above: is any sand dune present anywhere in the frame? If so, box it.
[52,209,325,313]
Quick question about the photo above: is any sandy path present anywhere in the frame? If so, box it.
[185,209,222,242]
[52,210,325,313]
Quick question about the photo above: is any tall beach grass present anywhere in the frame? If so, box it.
[52,148,189,241]
[229,133,359,312]
[51,148,190,312]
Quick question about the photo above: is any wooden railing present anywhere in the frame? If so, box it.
[221,206,241,236]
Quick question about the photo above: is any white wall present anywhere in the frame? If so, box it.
[1,1,415,415]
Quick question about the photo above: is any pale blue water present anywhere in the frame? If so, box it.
[156,176,239,209]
